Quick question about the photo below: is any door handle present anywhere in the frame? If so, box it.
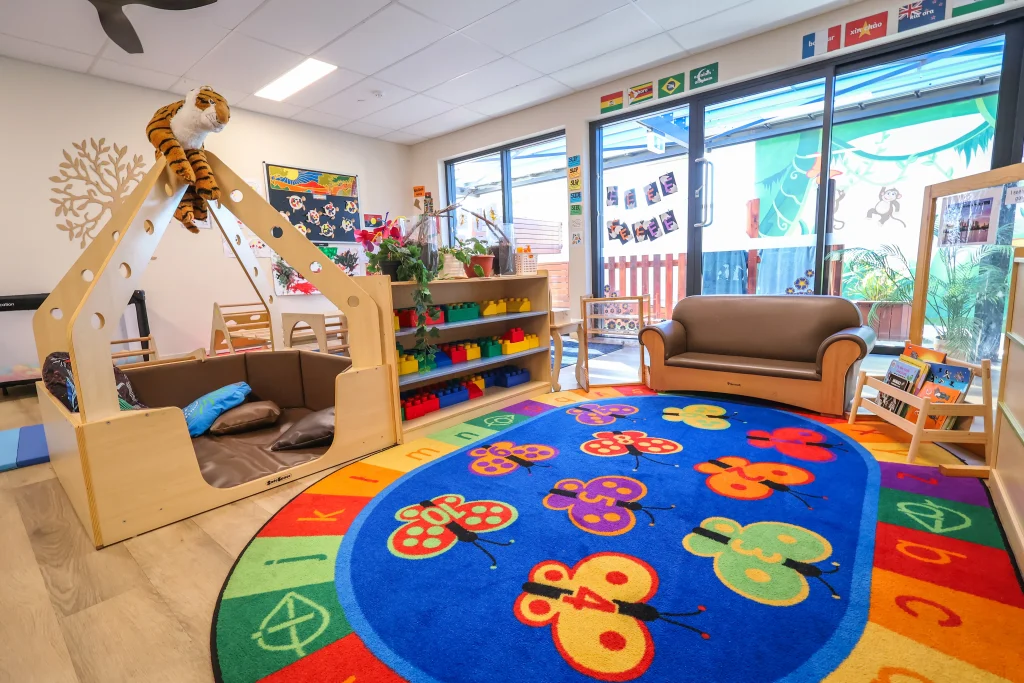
[694,157,715,228]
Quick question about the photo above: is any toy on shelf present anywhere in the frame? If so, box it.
[437,383,470,408]
[506,297,532,313]
[481,299,507,316]
[397,307,444,329]
[440,342,468,364]
[496,365,531,388]
[443,302,480,322]
[500,327,531,354]
[397,353,419,376]
[502,328,525,343]
[466,374,486,395]
[514,247,537,275]
[393,311,400,332]
[433,349,452,368]
[402,391,440,420]
[465,342,481,360]
[480,337,504,358]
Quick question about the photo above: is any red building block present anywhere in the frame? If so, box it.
[397,308,445,328]
[501,327,525,343]
[401,393,440,420]
[465,381,484,400]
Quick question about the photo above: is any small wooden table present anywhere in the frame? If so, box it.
[281,310,349,354]
[550,319,583,392]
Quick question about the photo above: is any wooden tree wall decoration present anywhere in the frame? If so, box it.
[49,138,146,248]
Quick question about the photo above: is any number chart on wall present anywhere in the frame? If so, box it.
[264,163,361,244]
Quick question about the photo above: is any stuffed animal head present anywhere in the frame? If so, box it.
[185,86,230,133]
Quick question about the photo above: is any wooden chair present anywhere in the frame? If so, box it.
[210,302,272,355]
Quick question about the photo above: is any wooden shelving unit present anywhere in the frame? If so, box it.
[390,273,553,438]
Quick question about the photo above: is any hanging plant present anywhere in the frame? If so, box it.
[364,229,439,357]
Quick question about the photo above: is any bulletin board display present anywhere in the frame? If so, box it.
[264,163,361,244]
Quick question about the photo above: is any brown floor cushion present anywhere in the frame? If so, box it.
[192,408,328,488]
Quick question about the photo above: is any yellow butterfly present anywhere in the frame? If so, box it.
[662,404,739,430]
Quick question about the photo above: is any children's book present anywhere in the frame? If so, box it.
[903,342,947,364]
[924,362,974,430]
[898,355,931,393]
[904,382,961,429]
[877,359,921,416]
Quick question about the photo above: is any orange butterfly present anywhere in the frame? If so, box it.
[694,456,825,509]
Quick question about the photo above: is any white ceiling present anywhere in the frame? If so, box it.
[0,0,857,144]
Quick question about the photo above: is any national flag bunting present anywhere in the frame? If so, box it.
[600,91,623,114]
[898,0,946,31]
[658,73,685,98]
[801,25,841,59]
[689,63,719,90]
[844,11,889,47]
[627,82,654,106]
[951,0,1004,16]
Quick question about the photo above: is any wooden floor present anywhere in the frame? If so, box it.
[0,387,343,683]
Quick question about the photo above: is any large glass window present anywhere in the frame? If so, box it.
[449,152,503,243]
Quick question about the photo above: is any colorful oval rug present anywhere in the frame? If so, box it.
[211,388,1024,683]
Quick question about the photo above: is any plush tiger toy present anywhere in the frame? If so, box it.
[146,86,230,232]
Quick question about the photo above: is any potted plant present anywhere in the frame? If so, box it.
[357,221,405,279]
[448,237,494,278]
[438,246,466,279]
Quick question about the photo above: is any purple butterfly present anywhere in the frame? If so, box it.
[542,475,673,536]
[565,403,639,426]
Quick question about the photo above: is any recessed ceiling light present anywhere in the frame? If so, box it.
[255,59,337,101]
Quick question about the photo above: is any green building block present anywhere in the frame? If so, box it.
[444,302,480,323]
[480,339,503,358]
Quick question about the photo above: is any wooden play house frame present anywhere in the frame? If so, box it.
[33,153,401,548]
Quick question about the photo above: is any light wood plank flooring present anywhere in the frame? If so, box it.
[0,389,340,683]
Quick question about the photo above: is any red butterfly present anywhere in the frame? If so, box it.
[746,427,844,462]
[580,430,682,471]
[468,441,558,476]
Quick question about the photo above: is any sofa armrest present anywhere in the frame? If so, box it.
[816,326,876,372]
[640,320,687,359]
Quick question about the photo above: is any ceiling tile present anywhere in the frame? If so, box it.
[425,58,541,105]
[279,66,365,108]
[89,59,179,90]
[291,109,353,129]
[236,95,304,118]
[375,33,502,91]
[633,0,749,30]
[191,0,266,29]
[550,33,680,90]
[313,77,415,119]
[462,0,629,55]
[401,107,485,138]
[0,0,108,55]
[396,0,516,30]
[464,76,571,116]
[169,78,249,109]
[668,3,781,53]
[369,94,454,130]
[235,0,389,55]
[100,5,229,75]
[511,5,664,74]
[339,120,394,138]
[0,34,94,73]
[381,130,427,145]
[317,4,451,76]
[185,33,305,94]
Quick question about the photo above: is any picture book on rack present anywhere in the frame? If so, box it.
[897,355,930,394]
[904,382,962,429]
[925,362,973,395]
[877,359,921,416]
[903,342,947,364]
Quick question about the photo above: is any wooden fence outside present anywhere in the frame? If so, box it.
[604,254,686,321]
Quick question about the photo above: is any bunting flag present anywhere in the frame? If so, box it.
[844,11,889,47]
[951,0,1003,15]
[627,82,654,106]
[600,91,623,114]
[898,1,946,31]
[802,25,841,58]
[658,73,685,98]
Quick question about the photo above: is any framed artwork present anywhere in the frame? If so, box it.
[272,244,366,296]
[264,163,360,243]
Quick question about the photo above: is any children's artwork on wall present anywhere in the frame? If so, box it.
[607,219,630,244]
[606,185,618,206]
[265,163,359,243]
[364,214,384,228]
[632,220,648,242]
[644,181,662,205]
[659,172,678,196]
[624,188,637,210]
[865,186,908,228]
[49,138,147,248]
[645,217,663,241]
[272,244,366,296]
[222,227,272,258]
[660,209,680,234]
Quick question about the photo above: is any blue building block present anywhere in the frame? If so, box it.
[433,350,452,368]
[437,386,470,408]
[481,370,498,388]
[495,366,531,388]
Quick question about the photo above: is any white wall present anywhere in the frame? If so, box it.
[0,57,412,358]
[410,0,1019,311]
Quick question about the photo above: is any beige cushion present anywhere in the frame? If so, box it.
[666,352,820,381]
[272,407,335,451]
[209,400,281,436]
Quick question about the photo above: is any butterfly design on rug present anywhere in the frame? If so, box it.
[543,476,674,535]
[683,517,840,606]
[566,403,640,426]
[513,552,708,681]
[746,427,845,462]
[694,457,826,509]
[468,441,558,476]
[662,404,743,430]
[580,431,682,471]
[388,494,517,569]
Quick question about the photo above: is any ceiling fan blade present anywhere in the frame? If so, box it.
[134,0,218,10]
[89,1,143,54]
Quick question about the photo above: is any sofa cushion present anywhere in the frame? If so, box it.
[183,382,251,437]
[300,352,352,411]
[123,355,247,408]
[671,295,861,363]
[666,352,821,381]
[245,350,304,408]
[272,407,335,451]
[209,400,281,436]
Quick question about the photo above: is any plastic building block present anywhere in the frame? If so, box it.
[501,327,525,343]
[443,302,480,322]
[397,354,419,376]
[437,385,470,409]
[434,350,452,368]
[481,370,499,387]
[401,392,440,420]
[465,342,481,361]
[425,307,445,325]
[393,311,400,332]
[480,299,507,316]
[526,333,540,349]
[495,366,531,388]
[466,375,485,393]
[501,339,530,355]
[465,380,484,400]
[416,354,437,372]
[440,343,468,364]
[506,297,531,313]
[397,308,445,328]
[480,338,503,358]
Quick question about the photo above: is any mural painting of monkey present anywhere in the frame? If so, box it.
[831,187,846,231]
[866,186,907,227]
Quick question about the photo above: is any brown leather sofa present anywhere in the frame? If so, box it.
[123,350,351,488]
[640,295,875,415]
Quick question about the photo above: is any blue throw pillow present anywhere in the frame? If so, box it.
[183,382,251,437]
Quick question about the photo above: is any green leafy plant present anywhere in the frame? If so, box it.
[334,250,359,274]
[443,237,490,277]
[367,238,440,356]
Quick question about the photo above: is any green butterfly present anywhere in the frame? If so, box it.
[683,516,840,606]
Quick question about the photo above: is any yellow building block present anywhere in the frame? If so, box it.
[467,375,485,392]
[480,299,508,316]
[506,297,531,313]
[393,312,400,331]
[525,334,539,349]
[501,339,530,355]
[397,354,419,375]
[465,343,481,360]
